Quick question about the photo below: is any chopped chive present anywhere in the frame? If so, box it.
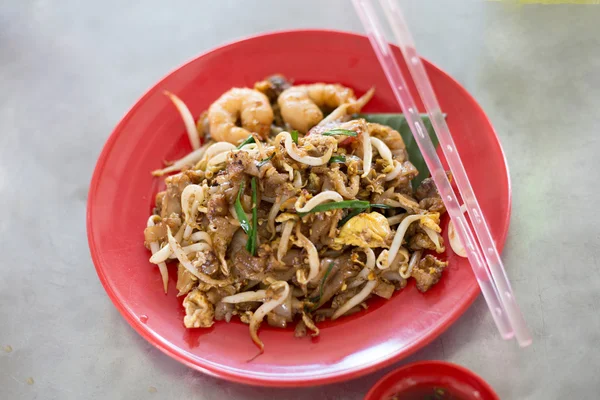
[309,262,335,306]
[234,181,251,234]
[337,208,364,227]
[237,135,255,149]
[322,129,357,137]
[329,155,346,164]
[298,200,370,217]
[245,177,259,256]
[256,155,273,168]
[290,130,299,144]
[369,203,394,210]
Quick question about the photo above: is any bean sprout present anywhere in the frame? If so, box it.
[370,137,393,165]
[277,220,295,261]
[385,160,403,181]
[221,290,267,303]
[280,131,334,166]
[423,226,444,253]
[167,227,230,287]
[295,191,343,213]
[400,250,422,279]
[249,281,290,351]
[332,280,377,320]
[294,224,320,284]
[151,144,209,176]
[164,91,200,150]
[377,215,431,269]
[146,216,169,293]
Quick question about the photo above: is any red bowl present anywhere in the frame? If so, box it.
[87,30,511,387]
[365,361,500,400]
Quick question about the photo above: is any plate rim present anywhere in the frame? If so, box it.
[86,28,512,387]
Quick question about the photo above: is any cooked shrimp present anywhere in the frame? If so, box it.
[208,88,274,144]
[278,84,356,133]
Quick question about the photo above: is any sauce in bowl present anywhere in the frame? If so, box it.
[366,361,499,400]
[389,385,466,400]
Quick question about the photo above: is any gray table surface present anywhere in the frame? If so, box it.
[1,1,599,399]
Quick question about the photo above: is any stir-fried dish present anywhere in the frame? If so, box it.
[144,75,449,351]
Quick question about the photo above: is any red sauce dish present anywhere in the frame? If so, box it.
[365,361,500,400]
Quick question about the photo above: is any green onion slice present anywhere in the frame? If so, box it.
[237,135,255,149]
[369,203,394,210]
[329,155,346,164]
[234,181,251,234]
[337,208,365,227]
[322,129,357,137]
[245,177,259,256]
[257,155,273,168]
[298,200,370,217]
[290,130,299,144]
[309,262,335,305]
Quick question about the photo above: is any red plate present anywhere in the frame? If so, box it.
[365,361,500,400]
[87,30,511,387]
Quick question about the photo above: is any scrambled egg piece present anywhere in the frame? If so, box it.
[419,212,441,233]
[183,289,215,328]
[334,212,391,248]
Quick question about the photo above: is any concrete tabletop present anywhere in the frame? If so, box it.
[1,1,599,399]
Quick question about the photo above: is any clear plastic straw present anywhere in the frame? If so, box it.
[352,0,531,347]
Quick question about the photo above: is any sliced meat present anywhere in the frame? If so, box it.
[310,253,357,308]
[262,172,289,199]
[206,193,229,222]
[214,153,247,204]
[309,211,343,244]
[415,177,440,201]
[230,150,259,177]
[381,270,408,290]
[401,161,419,181]
[183,169,205,184]
[154,191,165,215]
[209,216,239,269]
[176,263,197,297]
[280,249,304,268]
[331,287,360,309]
[411,255,448,292]
[267,313,288,329]
[214,301,234,322]
[373,281,395,299]
[205,285,236,304]
[408,232,438,252]
[164,214,182,235]
[160,172,191,218]
[143,221,167,246]
[415,176,447,212]
[232,247,268,279]
[306,172,323,194]
[192,249,219,275]
[389,193,421,213]
[419,197,446,213]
